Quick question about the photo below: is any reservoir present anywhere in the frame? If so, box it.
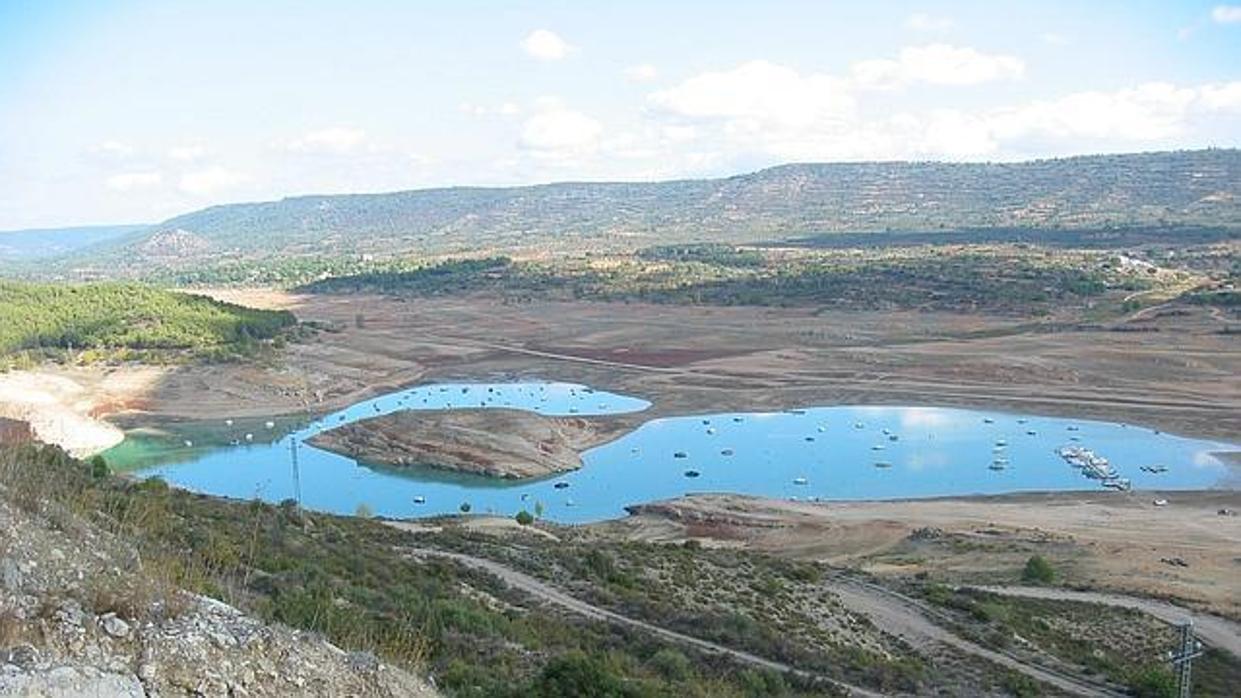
[106,381,1237,524]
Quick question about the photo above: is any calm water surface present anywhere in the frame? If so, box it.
[108,381,1237,524]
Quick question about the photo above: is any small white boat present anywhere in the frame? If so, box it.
[874,461,892,469]
[706,427,716,435]
[720,449,734,456]
[244,433,254,442]
[1153,499,1168,507]
[265,420,275,429]
[793,477,808,485]
[183,440,193,448]
[413,496,426,504]
[872,444,885,451]
[225,419,234,426]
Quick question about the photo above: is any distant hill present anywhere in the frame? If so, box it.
[46,149,1241,278]
[0,224,147,262]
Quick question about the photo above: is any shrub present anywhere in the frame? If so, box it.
[1127,665,1176,698]
[515,510,534,526]
[534,651,626,697]
[88,455,109,479]
[649,647,692,681]
[1021,555,1055,584]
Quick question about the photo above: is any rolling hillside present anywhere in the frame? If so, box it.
[0,224,146,262]
[48,149,1241,279]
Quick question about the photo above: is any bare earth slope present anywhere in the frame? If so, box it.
[308,408,628,479]
[604,490,1241,619]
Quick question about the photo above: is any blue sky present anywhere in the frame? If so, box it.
[1,0,1239,229]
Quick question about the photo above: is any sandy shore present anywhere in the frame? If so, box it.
[0,371,126,457]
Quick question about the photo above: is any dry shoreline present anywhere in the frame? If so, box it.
[591,488,1241,619]
[0,290,1236,452]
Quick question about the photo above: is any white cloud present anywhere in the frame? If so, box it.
[286,127,368,154]
[459,102,521,117]
[90,140,134,159]
[178,167,251,196]
[624,63,659,82]
[989,82,1198,141]
[851,44,1025,89]
[642,60,1241,165]
[1211,5,1241,23]
[105,171,163,192]
[167,144,206,161]
[1199,82,1241,110]
[905,13,955,32]
[650,60,854,129]
[519,99,603,159]
[520,29,573,61]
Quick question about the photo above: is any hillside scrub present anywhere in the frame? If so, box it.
[0,281,296,367]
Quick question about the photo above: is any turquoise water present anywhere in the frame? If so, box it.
[117,381,1237,524]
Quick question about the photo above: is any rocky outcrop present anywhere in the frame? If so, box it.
[308,408,629,479]
[0,492,437,697]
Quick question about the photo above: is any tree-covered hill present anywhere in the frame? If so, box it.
[0,281,296,366]
[46,149,1241,279]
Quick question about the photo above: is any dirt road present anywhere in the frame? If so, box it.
[970,585,1241,659]
[405,547,882,697]
[408,545,1128,697]
[825,578,1123,697]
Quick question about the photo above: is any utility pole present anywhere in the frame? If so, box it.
[289,438,303,512]
[1169,620,1203,698]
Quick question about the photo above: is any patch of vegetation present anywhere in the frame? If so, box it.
[913,585,1241,696]
[0,444,837,697]
[301,244,1182,316]
[0,281,296,368]
[1021,555,1055,584]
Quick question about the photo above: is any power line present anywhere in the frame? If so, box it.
[1169,620,1203,698]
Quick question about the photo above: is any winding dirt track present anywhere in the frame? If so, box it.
[405,548,882,697]
[824,578,1124,697]
[407,546,1131,697]
[969,585,1241,658]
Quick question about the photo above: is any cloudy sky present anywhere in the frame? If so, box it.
[1,0,1239,229]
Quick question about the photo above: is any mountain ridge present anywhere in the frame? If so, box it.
[40,149,1241,278]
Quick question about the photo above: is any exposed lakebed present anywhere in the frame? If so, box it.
[107,381,1236,524]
